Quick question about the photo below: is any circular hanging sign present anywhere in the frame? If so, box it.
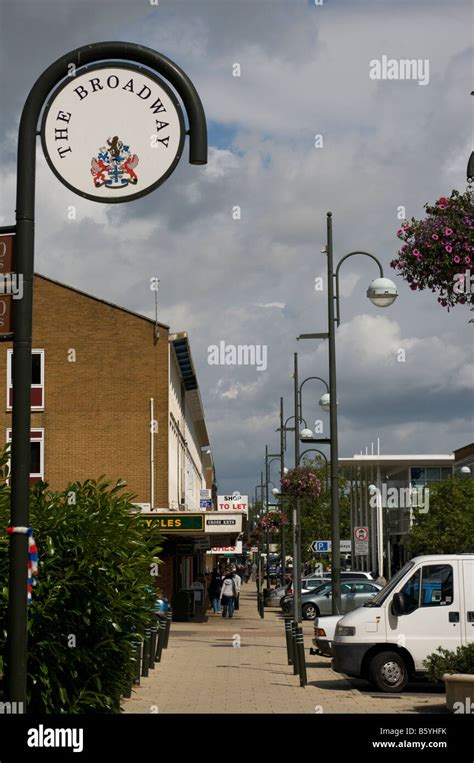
[41,63,185,203]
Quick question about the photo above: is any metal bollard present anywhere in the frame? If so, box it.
[141,629,151,677]
[155,615,166,662]
[122,666,133,699]
[163,610,172,649]
[291,621,300,675]
[149,621,158,669]
[296,625,307,687]
[258,591,264,619]
[284,617,294,665]
[133,640,141,685]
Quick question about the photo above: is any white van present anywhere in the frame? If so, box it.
[332,554,474,692]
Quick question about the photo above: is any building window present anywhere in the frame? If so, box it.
[6,429,44,482]
[7,349,45,410]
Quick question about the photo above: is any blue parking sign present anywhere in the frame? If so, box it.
[311,540,330,553]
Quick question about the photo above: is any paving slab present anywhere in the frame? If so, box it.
[123,586,447,715]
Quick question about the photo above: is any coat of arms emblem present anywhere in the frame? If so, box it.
[91,136,139,189]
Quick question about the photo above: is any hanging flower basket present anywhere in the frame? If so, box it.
[280,466,321,499]
[390,189,474,310]
[256,511,289,530]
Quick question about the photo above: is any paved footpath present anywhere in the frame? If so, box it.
[123,586,447,714]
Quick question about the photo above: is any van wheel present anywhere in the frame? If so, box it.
[369,651,408,692]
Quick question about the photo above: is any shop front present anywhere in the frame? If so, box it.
[143,512,244,616]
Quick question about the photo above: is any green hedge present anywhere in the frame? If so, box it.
[424,644,474,682]
[0,455,163,713]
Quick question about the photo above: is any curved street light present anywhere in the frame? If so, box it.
[297,213,398,616]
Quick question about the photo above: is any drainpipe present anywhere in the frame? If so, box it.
[150,398,155,509]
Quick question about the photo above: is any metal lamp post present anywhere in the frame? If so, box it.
[264,448,282,589]
[279,398,286,586]
[298,212,398,614]
[298,373,331,494]
[254,475,265,617]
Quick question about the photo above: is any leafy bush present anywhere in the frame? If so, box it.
[0,454,163,713]
[424,644,474,682]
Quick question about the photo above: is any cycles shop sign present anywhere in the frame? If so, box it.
[41,63,185,203]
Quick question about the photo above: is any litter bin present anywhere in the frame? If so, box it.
[173,590,192,621]
[183,589,196,617]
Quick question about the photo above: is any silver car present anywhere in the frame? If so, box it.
[284,581,382,620]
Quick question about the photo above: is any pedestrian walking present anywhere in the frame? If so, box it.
[208,570,222,614]
[220,570,238,618]
[233,569,241,610]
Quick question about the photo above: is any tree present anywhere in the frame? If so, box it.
[406,475,474,555]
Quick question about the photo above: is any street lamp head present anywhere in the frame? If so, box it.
[367,277,398,308]
[300,428,313,440]
[460,466,471,475]
[318,393,330,411]
[271,487,280,496]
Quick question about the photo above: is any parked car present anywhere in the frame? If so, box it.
[267,585,290,607]
[308,570,376,581]
[286,577,332,594]
[332,554,474,692]
[310,615,342,657]
[282,581,382,619]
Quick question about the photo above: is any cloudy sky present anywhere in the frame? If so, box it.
[0,0,472,497]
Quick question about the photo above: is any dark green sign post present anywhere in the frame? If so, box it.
[5,41,207,709]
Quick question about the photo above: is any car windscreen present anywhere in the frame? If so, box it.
[364,561,415,607]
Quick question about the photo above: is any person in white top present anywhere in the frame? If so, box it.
[219,571,237,618]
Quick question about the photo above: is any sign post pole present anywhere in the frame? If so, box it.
[5,41,207,708]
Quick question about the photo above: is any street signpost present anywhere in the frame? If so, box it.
[5,41,207,709]
[311,540,351,553]
[41,64,185,203]
[354,526,369,556]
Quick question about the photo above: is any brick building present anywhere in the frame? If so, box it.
[1,274,241,605]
